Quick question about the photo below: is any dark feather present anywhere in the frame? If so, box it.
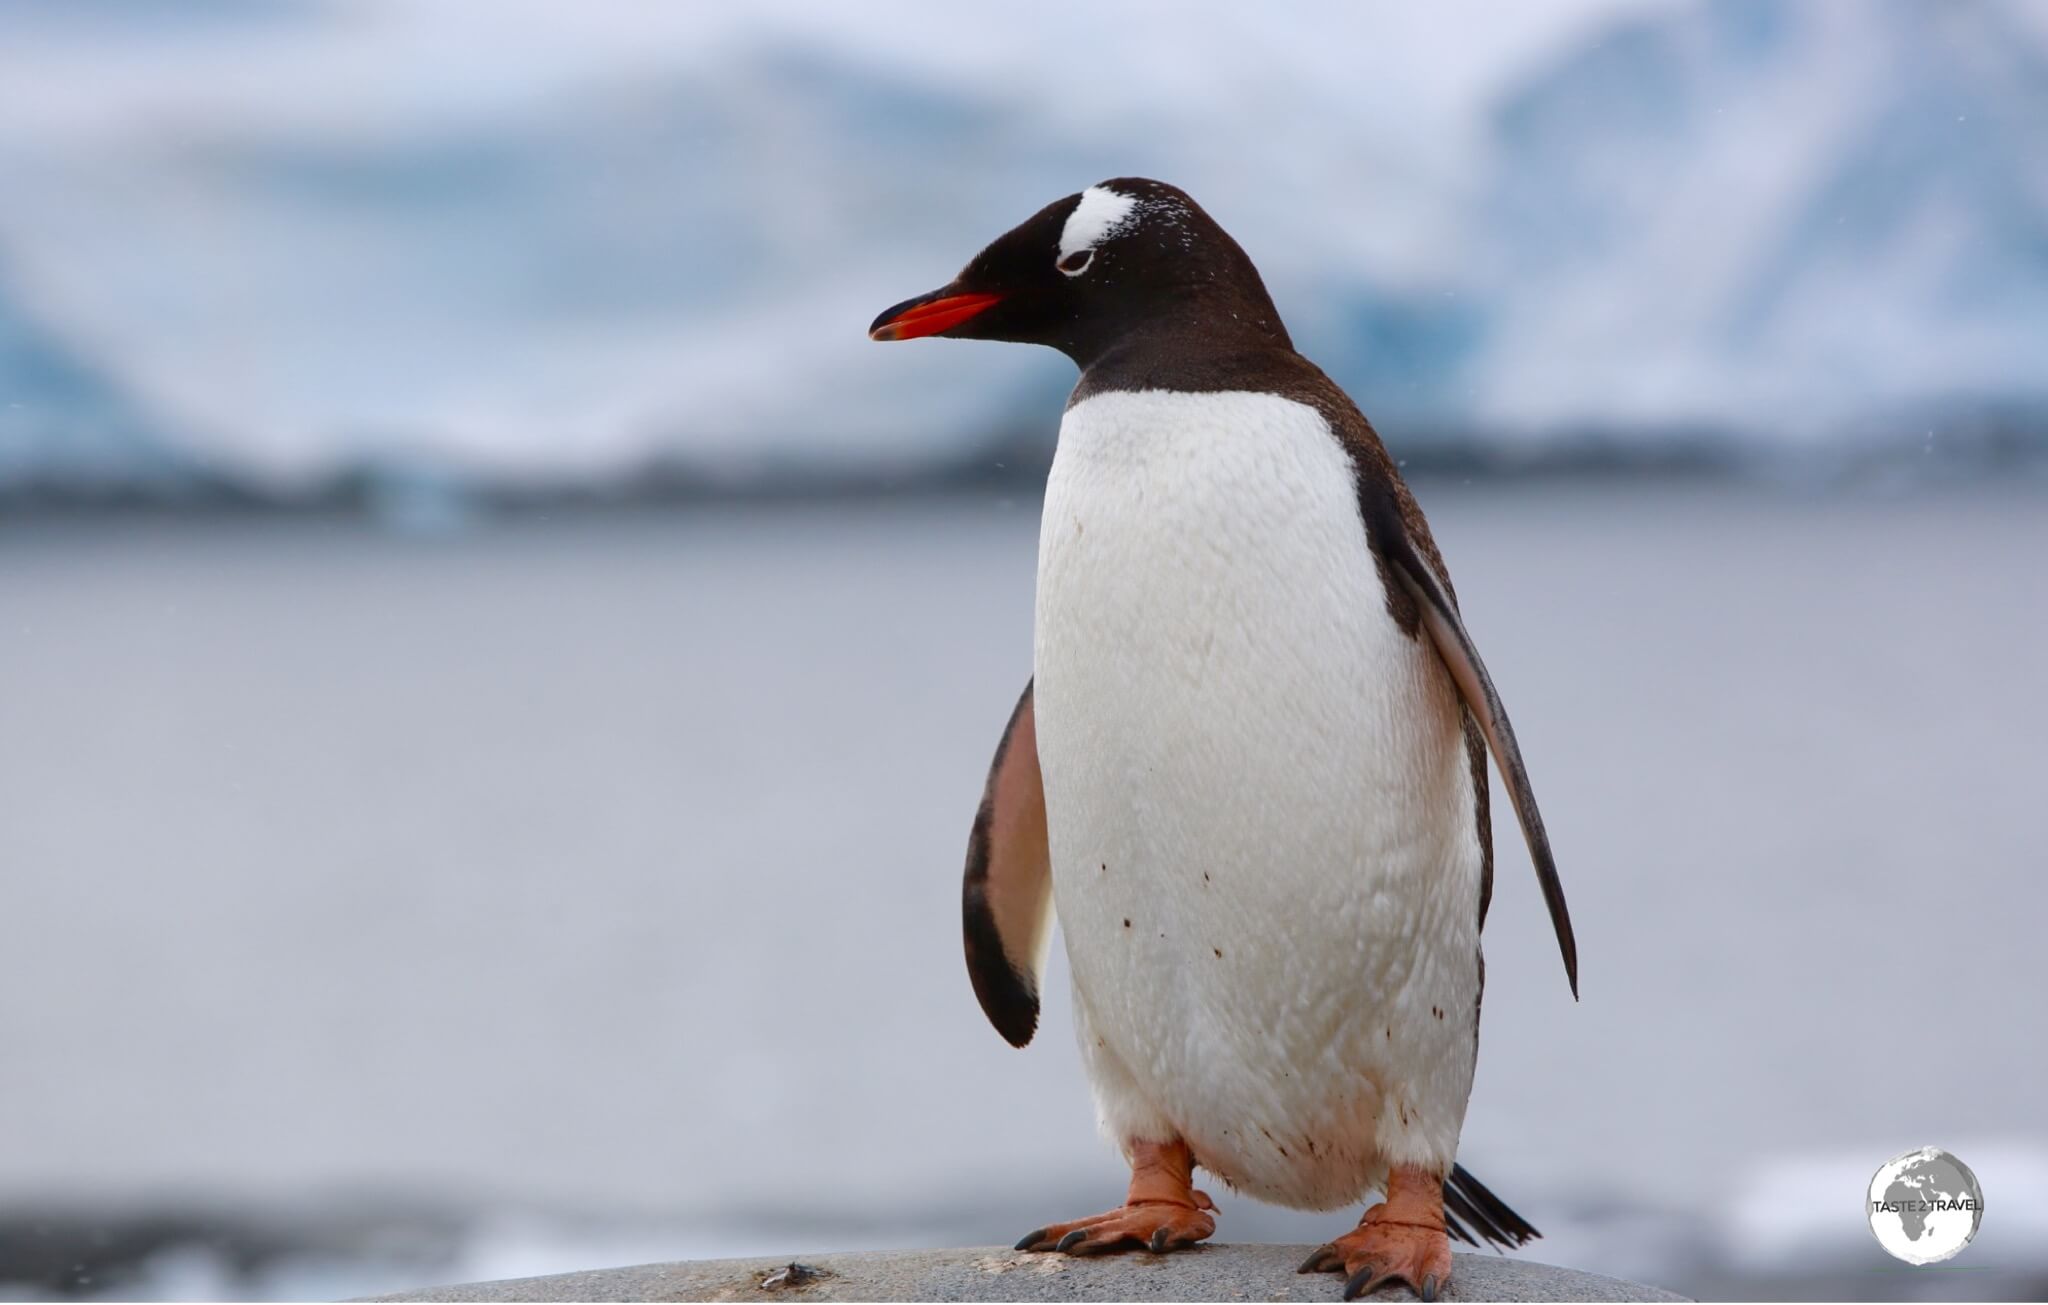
[961,680,1049,1047]
[1443,1163,1540,1251]
[1357,475,1579,997]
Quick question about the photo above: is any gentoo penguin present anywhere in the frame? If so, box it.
[869,179,1577,1302]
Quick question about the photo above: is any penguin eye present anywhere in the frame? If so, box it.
[1058,249,1094,276]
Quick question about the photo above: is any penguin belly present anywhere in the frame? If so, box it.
[1033,389,1485,1211]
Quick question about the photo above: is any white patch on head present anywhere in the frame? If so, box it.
[1057,186,1140,265]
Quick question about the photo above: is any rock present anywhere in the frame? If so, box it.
[359,1244,1687,1302]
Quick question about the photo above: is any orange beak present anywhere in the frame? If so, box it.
[869,290,1003,341]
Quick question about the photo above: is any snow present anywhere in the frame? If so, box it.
[0,0,2043,496]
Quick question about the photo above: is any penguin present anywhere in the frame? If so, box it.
[869,179,1577,1302]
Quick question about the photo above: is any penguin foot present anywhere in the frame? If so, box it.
[1012,1196,1214,1255]
[1298,1165,1454,1300]
[1013,1136,1215,1256]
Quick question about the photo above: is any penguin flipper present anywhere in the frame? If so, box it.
[1376,529,1579,999]
[962,679,1055,1046]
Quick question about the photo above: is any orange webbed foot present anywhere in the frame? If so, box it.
[1014,1137,1215,1256]
[1298,1166,1455,1300]
[1013,1190,1215,1255]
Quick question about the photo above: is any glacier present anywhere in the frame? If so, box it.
[0,0,2043,500]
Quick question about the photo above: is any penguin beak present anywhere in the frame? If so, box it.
[869,286,1003,341]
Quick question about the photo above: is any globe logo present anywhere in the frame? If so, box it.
[1867,1146,1983,1264]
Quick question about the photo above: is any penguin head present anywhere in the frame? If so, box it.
[869,177,1286,367]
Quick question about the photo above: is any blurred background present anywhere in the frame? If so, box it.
[2,0,2045,1300]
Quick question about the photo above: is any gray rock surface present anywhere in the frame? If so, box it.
[361,1244,1686,1302]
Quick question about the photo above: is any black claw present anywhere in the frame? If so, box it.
[1342,1266,1383,1301]
[1056,1229,1089,1253]
[1149,1227,1171,1254]
[1014,1229,1047,1252]
[1298,1245,1334,1274]
[1421,1273,1439,1302]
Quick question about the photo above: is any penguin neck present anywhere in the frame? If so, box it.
[1066,297,1302,406]
[1065,276,1290,366]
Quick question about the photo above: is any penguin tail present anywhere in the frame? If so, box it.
[1442,1163,1541,1250]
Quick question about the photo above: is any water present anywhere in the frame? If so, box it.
[2,483,2045,1300]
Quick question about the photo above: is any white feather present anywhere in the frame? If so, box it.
[1058,186,1139,261]
[1033,388,1484,1210]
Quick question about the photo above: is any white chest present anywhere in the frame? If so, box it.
[1029,389,1483,1201]
[1033,388,1465,871]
